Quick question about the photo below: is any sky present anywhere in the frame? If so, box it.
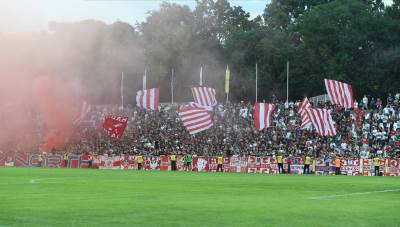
[0,0,270,33]
[0,0,394,33]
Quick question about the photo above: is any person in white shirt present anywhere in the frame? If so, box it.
[394,121,400,131]
[384,107,390,115]
[289,109,294,117]
[363,122,370,131]
[341,142,348,151]
[239,107,248,118]
[362,95,368,109]
[365,112,371,120]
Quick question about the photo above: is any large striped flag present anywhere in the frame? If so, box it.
[136,88,159,111]
[73,101,91,126]
[191,87,217,108]
[298,97,312,129]
[324,79,354,109]
[305,108,337,137]
[177,105,213,135]
[254,103,275,131]
[188,102,213,111]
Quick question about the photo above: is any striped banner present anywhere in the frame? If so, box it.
[298,97,312,129]
[191,87,217,108]
[324,79,354,109]
[305,108,337,137]
[254,103,275,131]
[177,105,213,135]
[136,88,159,111]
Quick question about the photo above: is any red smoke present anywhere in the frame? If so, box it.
[0,74,81,152]
[0,32,83,152]
[0,71,38,150]
[33,76,80,152]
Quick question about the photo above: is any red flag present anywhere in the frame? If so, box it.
[136,88,159,111]
[354,106,361,129]
[191,87,217,108]
[297,97,312,129]
[305,108,337,137]
[324,79,354,109]
[177,105,213,135]
[254,103,275,131]
[103,116,128,139]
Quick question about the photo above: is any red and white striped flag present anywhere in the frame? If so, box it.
[73,101,91,126]
[191,87,217,108]
[136,88,159,111]
[177,105,213,135]
[324,79,354,109]
[305,108,337,137]
[298,97,312,129]
[188,102,213,111]
[254,103,275,131]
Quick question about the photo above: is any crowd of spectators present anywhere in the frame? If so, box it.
[63,93,400,160]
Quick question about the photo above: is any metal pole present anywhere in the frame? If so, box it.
[200,66,203,86]
[286,61,289,103]
[225,65,229,103]
[143,68,147,90]
[171,68,174,104]
[255,63,258,103]
[121,72,124,109]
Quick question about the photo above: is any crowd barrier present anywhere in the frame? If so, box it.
[0,152,399,176]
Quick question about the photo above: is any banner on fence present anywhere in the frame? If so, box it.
[0,152,399,176]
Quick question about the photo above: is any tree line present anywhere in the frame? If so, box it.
[2,0,399,104]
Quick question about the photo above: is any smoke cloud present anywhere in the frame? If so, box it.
[0,3,227,152]
[0,20,145,151]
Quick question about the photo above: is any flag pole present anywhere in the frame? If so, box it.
[171,68,174,104]
[121,72,124,109]
[199,66,203,86]
[286,61,289,104]
[225,65,230,103]
[255,63,258,103]
[143,68,147,90]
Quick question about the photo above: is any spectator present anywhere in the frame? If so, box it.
[3,93,400,162]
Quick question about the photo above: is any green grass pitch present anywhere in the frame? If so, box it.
[1,168,400,227]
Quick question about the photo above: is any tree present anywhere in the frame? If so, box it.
[293,0,400,98]
[48,20,144,104]
[3,0,399,105]
[263,0,332,30]
[140,2,224,102]
[194,0,255,44]
[387,0,400,20]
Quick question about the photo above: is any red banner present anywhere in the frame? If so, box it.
[1,152,399,176]
[103,116,128,139]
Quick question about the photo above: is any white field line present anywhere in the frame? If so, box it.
[0,178,60,185]
[29,178,59,184]
[309,189,400,200]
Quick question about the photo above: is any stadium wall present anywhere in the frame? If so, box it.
[0,152,398,176]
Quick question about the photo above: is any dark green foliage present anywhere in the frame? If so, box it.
[13,0,400,103]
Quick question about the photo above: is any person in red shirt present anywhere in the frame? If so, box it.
[361,108,366,118]
[362,137,369,145]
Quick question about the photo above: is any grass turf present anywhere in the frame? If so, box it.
[0,168,400,227]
